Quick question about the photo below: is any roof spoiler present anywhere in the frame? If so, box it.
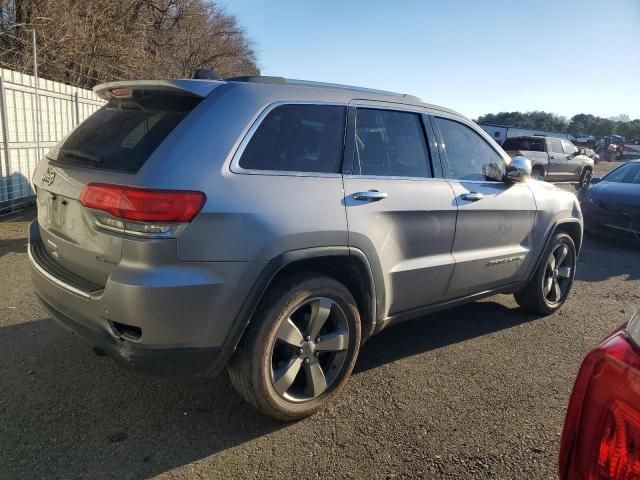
[93,79,225,100]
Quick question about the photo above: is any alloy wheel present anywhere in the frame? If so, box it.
[270,297,350,403]
[542,242,574,305]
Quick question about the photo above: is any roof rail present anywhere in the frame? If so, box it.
[225,76,422,102]
[226,76,288,85]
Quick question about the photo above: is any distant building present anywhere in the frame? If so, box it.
[479,123,573,145]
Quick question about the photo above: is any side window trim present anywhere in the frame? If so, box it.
[341,105,357,175]
[427,114,446,178]
[349,105,434,179]
[431,114,507,183]
[230,101,347,178]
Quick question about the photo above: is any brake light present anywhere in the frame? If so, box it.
[597,401,640,479]
[559,315,640,480]
[80,183,205,223]
[111,88,131,97]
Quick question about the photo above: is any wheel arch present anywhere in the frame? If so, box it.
[225,246,380,353]
[525,218,583,285]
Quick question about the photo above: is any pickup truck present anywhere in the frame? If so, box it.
[502,136,594,189]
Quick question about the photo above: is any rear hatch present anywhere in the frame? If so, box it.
[33,81,216,287]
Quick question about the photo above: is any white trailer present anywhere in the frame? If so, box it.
[479,123,573,145]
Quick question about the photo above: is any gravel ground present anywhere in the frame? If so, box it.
[1,163,638,479]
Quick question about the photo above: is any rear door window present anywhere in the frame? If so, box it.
[353,108,431,178]
[48,92,201,173]
[549,138,564,154]
[239,104,346,173]
[502,138,545,152]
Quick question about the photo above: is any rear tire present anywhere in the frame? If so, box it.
[515,232,576,315]
[228,274,361,421]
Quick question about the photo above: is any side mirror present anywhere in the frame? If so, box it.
[591,177,601,185]
[506,156,532,183]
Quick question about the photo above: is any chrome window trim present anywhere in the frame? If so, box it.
[348,100,428,114]
[229,101,348,178]
[343,174,450,182]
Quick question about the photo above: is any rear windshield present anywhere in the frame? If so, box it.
[47,91,201,173]
[502,137,545,152]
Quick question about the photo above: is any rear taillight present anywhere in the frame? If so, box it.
[559,313,640,480]
[80,183,205,238]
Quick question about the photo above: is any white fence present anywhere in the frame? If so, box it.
[0,68,105,214]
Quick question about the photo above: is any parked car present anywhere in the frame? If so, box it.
[502,136,594,189]
[581,159,640,242]
[559,311,640,480]
[29,75,583,420]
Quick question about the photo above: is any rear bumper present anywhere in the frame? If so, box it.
[29,219,265,375]
[38,294,229,375]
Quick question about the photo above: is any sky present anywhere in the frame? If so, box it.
[223,0,640,121]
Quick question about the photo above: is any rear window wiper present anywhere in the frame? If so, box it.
[58,148,103,165]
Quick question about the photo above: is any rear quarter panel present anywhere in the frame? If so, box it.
[139,83,352,262]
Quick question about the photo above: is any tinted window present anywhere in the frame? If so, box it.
[239,104,346,173]
[549,138,564,154]
[562,140,578,155]
[48,92,201,173]
[437,118,506,181]
[502,137,545,152]
[354,109,431,178]
[604,163,640,184]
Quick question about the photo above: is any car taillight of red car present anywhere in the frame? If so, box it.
[559,312,640,480]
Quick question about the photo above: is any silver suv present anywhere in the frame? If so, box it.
[29,76,583,420]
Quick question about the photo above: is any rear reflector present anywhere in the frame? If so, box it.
[80,183,205,223]
[559,320,640,480]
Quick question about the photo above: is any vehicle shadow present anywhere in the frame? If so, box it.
[1,299,544,479]
[0,318,285,479]
[575,236,640,282]
[0,236,28,258]
[356,300,541,374]
[0,205,33,259]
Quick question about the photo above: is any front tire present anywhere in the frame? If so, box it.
[577,168,592,190]
[515,232,577,315]
[228,274,361,421]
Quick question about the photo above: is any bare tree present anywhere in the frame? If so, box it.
[0,0,259,88]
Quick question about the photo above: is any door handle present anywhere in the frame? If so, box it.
[460,192,484,202]
[352,190,388,202]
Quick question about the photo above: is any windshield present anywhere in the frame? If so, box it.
[604,162,640,184]
[47,92,201,173]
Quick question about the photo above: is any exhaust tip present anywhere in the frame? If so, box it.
[110,321,142,342]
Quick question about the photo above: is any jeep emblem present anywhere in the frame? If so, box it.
[42,167,56,187]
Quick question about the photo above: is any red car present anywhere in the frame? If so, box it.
[559,312,640,479]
